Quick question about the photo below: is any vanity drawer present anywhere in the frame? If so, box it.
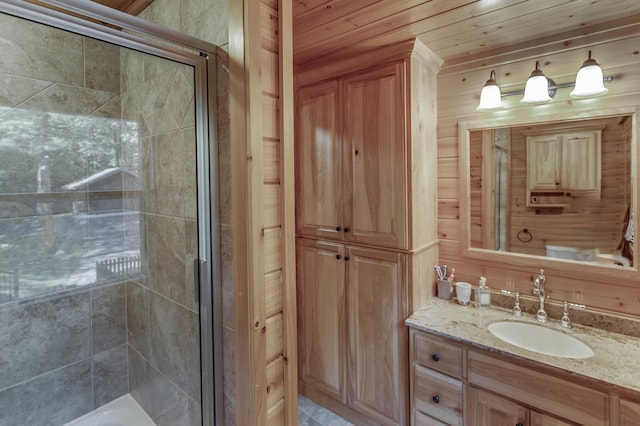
[467,350,608,425]
[413,332,463,378]
[414,364,463,426]
[415,410,449,426]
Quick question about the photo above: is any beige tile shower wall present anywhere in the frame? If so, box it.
[0,13,120,117]
[120,44,202,425]
[131,0,233,424]
[436,28,640,315]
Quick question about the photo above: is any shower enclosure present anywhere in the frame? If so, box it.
[0,1,221,425]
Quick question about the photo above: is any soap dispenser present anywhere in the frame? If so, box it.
[477,276,491,308]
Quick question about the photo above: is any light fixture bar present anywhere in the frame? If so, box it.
[501,76,613,97]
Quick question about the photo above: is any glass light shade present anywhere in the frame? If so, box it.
[521,61,552,104]
[476,82,502,111]
[570,53,608,98]
[521,75,552,104]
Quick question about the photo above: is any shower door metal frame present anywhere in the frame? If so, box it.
[0,1,223,425]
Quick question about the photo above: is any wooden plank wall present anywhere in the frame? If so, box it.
[231,0,297,424]
[437,26,640,315]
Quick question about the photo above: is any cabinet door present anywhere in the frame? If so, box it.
[344,63,407,249]
[296,238,346,402]
[296,81,344,240]
[620,399,640,425]
[347,246,407,425]
[531,411,575,426]
[527,135,563,190]
[562,131,600,190]
[467,387,528,426]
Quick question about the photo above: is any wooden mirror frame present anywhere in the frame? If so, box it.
[458,107,640,314]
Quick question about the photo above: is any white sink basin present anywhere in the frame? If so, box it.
[488,321,594,359]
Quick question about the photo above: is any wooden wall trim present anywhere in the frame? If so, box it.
[230,0,266,423]
[278,0,299,424]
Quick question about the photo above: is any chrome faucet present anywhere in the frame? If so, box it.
[532,269,548,322]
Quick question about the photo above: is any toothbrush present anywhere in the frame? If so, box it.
[434,265,443,280]
[448,267,456,282]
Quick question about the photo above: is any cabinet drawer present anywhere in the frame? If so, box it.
[414,332,463,378]
[414,365,463,426]
[415,410,449,426]
[467,350,608,425]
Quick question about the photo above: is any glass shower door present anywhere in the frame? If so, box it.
[0,6,215,426]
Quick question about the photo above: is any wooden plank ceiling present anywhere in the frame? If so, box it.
[293,0,640,67]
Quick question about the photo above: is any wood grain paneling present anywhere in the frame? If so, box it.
[233,0,297,422]
[292,0,640,68]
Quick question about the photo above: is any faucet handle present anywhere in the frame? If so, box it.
[500,290,523,317]
[560,301,587,328]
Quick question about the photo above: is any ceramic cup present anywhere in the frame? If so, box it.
[437,279,452,300]
[455,282,472,305]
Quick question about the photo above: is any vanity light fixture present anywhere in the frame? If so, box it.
[476,52,612,112]
[476,70,503,111]
[570,50,609,98]
[521,61,553,104]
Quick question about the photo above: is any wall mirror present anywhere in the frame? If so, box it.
[459,108,637,275]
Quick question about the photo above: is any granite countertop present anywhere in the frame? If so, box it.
[406,298,640,393]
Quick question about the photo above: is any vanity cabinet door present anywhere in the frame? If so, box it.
[530,411,575,426]
[620,398,640,425]
[344,63,407,249]
[296,239,347,403]
[296,80,344,241]
[466,386,528,426]
[347,246,407,426]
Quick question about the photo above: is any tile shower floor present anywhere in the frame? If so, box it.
[298,395,354,426]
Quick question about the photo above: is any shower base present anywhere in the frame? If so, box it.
[64,394,155,426]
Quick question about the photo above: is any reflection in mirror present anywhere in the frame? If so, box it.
[470,115,634,268]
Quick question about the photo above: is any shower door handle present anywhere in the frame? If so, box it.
[193,258,206,305]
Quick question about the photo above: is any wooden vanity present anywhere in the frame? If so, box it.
[407,300,640,426]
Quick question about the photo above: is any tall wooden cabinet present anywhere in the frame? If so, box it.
[295,39,442,426]
[296,63,406,248]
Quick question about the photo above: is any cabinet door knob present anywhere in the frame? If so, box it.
[432,354,440,362]
[432,395,440,404]
[335,226,342,232]
[344,226,350,233]
[515,423,524,426]
[336,254,342,260]
[344,256,350,261]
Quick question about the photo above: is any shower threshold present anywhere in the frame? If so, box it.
[64,394,155,426]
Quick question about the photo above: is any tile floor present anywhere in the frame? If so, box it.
[298,395,354,426]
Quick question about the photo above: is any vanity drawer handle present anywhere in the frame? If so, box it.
[432,354,440,362]
[516,423,524,426]
[432,395,440,404]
